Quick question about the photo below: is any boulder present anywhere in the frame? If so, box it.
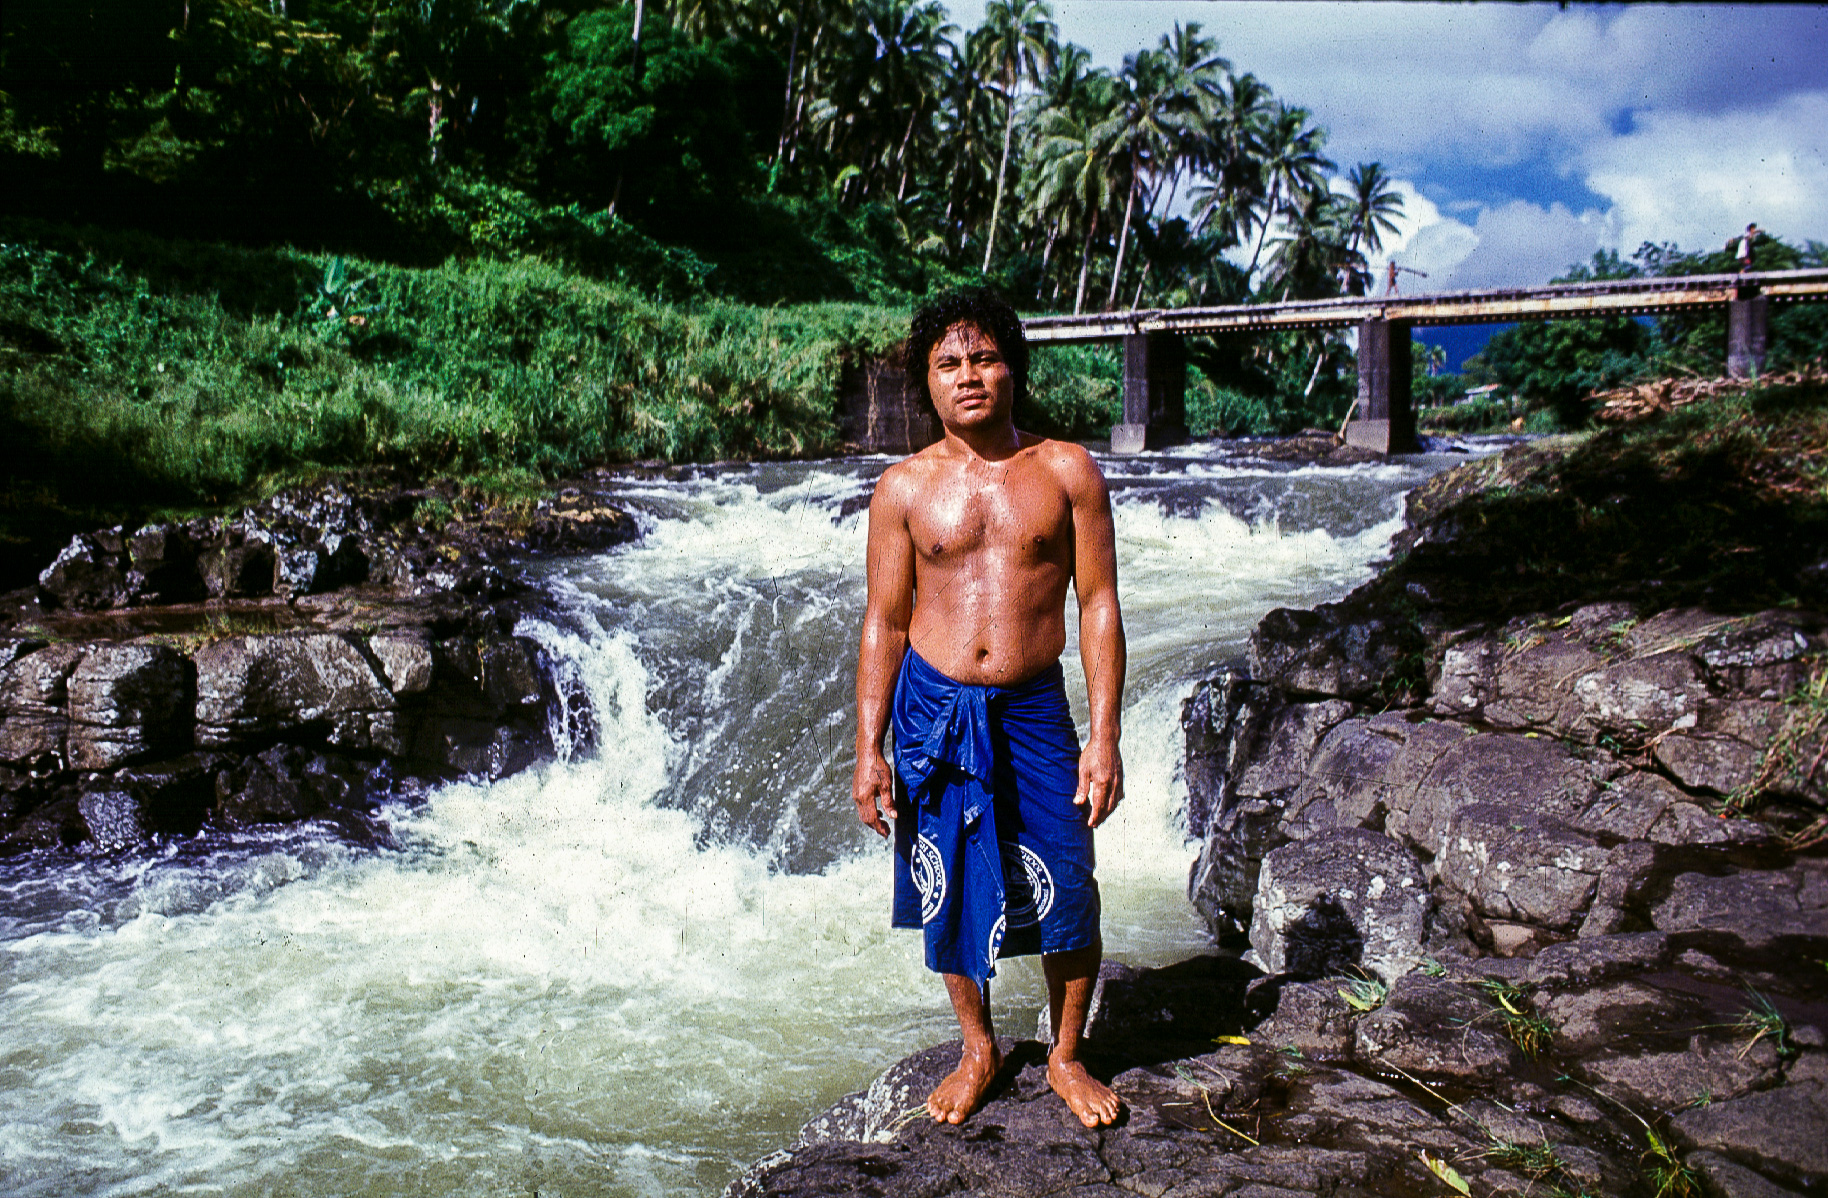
[1247,979,1357,1059]
[1,792,86,851]
[1034,956,1260,1048]
[1649,862,1828,954]
[368,633,435,695]
[1249,604,1425,701]
[77,789,152,851]
[1695,612,1818,695]
[1671,1079,1828,1185]
[193,633,395,747]
[37,531,131,610]
[1657,698,1786,790]
[1353,975,1522,1081]
[1436,803,1610,931]
[1526,932,1670,988]
[0,644,86,766]
[1183,674,1357,935]
[200,541,278,599]
[1687,1151,1808,1198]
[125,524,205,604]
[65,643,193,770]
[215,745,374,825]
[1247,827,1431,984]
[1391,728,1608,859]
[1584,1035,1782,1112]
[1485,634,1604,731]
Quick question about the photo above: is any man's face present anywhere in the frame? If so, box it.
[926,321,1015,430]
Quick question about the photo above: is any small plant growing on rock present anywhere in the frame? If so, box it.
[1641,1124,1700,1198]
[1337,970,1390,1012]
[1481,1134,1564,1180]
[1733,988,1793,1060]
[1476,979,1555,1057]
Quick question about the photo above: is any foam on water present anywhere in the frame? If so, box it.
[0,451,1447,1197]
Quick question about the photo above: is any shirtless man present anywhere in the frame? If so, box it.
[852,288,1126,1130]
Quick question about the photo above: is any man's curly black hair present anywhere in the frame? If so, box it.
[903,287,1029,412]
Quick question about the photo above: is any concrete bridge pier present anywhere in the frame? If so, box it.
[1345,317,1417,454]
[1727,288,1768,379]
[1111,332,1188,454]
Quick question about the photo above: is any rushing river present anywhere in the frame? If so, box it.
[0,447,1460,1197]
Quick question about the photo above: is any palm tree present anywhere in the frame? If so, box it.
[1264,187,1352,301]
[1243,102,1332,282]
[811,0,956,202]
[934,45,1000,252]
[1031,74,1122,313]
[1189,71,1272,250]
[1343,161,1404,258]
[970,0,1056,271]
[1100,27,1224,310]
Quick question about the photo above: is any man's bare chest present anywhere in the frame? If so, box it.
[907,477,1072,566]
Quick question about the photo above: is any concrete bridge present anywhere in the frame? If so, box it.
[1022,267,1828,453]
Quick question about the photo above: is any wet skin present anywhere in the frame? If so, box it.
[852,321,1127,1129]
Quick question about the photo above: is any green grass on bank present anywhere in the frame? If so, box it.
[0,222,895,581]
[0,222,1132,585]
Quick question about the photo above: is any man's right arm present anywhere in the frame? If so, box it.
[853,467,916,837]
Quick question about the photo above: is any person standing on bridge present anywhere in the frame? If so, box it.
[1737,223,1761,272]
[851,288,1126,1131]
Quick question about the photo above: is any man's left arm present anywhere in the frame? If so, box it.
[1062,448,1125,829]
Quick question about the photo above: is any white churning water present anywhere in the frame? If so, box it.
[0,450,1451,1197]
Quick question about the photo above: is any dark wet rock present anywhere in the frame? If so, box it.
[2,792,86,851]
[1672,1079,1828,1185]
[215,744,374,825]
[200,535,280,600]
[37,531,132,611]
[1687,1151,1808,1198]
[1247,827,1431,983]
[66,642,192,770]
[1650,862,1828,952]
[1036,956,1261,1048]
[1248,604,1425,702]
[125,524,206,605]
[0,643,86,767]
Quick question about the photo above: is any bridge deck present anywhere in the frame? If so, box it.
[1023,268,1828,342]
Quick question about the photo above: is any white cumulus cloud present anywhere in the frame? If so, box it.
[1583,92,1828,255]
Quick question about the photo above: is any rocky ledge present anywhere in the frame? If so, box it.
[730,435,1828,1198]
[0,474,639,853]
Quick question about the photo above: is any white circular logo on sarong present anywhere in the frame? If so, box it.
[987,913,1007,969]
[1001,843,1056,930]
[913,834,947,924]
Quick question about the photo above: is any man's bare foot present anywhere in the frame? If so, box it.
[1047,1053,1122,1128]
[928,1043,1002,1124]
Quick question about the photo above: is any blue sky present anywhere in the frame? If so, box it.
[954,2,1828,299]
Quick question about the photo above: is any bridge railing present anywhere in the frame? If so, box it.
[1023,268,1828,341]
